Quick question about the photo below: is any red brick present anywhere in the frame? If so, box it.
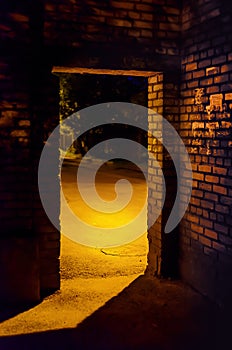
[134,20,153,29]
[214,223,229,235]
[199,182,212,191]
[213,185,227,195]
[221,63,232,73]
[215,157,223,165]
[198,59,211,68]
[128,11,140,19]
[187,80,199,88]
[141,12,153,21]
[200,218,213,229]
[198,165,211,173]
[214,74,229,84]
[200,199,214,210]
[205,229,218,240]
[193,172,204,181]
[213,241,226,252]
[206,66,220,75]
[111,1,134,10]
[193,70,205,78]
[204,192,218,202]
[220,196,232,205]
[225,92,232,100]
[163,6,180,15]
[186,62,197,71]
[202,209,209,219]
[213,166,227,176]
[199,235,212,247]
[167,15,180,24]
[206,86,220,94]
[192,189,204,198]
[215,204,229,214]
[221,121,232,128]
[188,214,199,224]
[192,181,198,189]
[9,13,29,22]
[205,175,219,183]
[135,4,154,12]
[190,231,199,241]
[221,84,232,92]
[107,18,132,27]
[181,122,191,129]
[201,77,213,86]
[191,223,203,234]
[186,54,193,63]
[141,29,153,38]
[212,55,226,65]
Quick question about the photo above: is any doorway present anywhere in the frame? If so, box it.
[52,67,161,323]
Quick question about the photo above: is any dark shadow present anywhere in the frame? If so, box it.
[0,275,230,350]
[0,302,40,324]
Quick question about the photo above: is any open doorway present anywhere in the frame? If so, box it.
[54,68,156,323]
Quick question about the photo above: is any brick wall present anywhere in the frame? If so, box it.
[147,70,180,278]
[0,1,60,301]
[0,2,37,302]
[43,0,181,71]
[147,73,164,276]
[0,0,182,302]
[44,0,180,52]
[2,0,231,307]
[179,0,232,306]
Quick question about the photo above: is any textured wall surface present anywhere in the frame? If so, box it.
[179,0,232,306]
[0,0,232,307]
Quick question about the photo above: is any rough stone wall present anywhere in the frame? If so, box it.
[179,0,232,306]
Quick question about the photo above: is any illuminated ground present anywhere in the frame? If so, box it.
[0,158,148,334]
[0,159,229,349]
[0,233,147,336]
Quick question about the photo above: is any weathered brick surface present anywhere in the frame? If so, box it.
[147,73,164,276]
[42,0,181,69]
[0,1,60,300]
[1,0,232,307]
[0,0,182,302]
[179,0,232,306]
[147,72,180,278]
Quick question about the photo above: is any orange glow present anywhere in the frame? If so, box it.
[60,161,147,229]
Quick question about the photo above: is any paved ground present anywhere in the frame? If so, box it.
[0,158,230,349]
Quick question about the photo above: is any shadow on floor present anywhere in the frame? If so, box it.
[0,287,57,324]
[0,302,40,324]
[0,275,230,350]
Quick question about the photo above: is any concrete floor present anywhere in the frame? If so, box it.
[0,158,230,349]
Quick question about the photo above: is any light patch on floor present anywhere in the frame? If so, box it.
[0,160,148,335]
[0,233,147,335]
